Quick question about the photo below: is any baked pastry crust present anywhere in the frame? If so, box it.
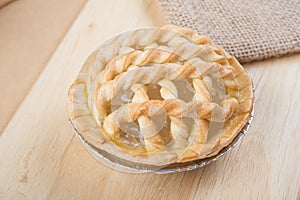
[68,25,254,166]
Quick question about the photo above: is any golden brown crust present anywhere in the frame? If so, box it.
[68,25,253,165]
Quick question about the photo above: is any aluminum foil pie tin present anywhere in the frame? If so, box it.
[68,27,255,174]
[69,107,254,174]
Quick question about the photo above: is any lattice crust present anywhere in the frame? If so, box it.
[68,25,253,165]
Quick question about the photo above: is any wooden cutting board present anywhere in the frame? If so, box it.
[0,0,299,199]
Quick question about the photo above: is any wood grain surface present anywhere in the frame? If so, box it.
[0,0,86,133]
[0,0,299,199]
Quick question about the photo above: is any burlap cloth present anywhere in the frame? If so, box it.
[158,0,300,63]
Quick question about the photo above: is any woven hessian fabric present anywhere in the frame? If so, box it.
[158,0,300,63]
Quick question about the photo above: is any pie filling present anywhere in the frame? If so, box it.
[100,70,233,153]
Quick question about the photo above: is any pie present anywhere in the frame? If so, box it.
[68,25,254,166]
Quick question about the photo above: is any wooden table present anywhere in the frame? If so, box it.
[1,0,299,199]
[0,0,86,132]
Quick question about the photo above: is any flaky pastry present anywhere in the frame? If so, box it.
[68,25,253,166]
